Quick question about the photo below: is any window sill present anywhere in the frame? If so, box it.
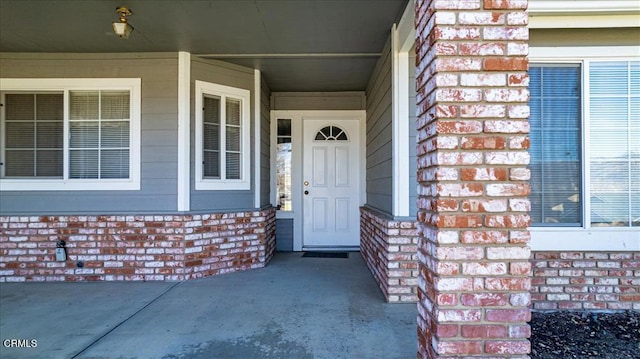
[195,180,250,191]
[530,227,640,251]
[0,179,140,191]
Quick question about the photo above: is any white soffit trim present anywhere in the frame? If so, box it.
[529,0,640,28]
[177,51,191,211]
[254,69,261,209]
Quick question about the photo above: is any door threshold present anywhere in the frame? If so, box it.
[302,245,360,252]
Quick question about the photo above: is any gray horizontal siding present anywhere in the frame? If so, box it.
[0,53,179,215]
[271,92,366,110]
[189,58,257,211]
[365,37,393,215]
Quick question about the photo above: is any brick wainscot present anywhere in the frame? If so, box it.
[0,208,275,282]
[360,206,419,303]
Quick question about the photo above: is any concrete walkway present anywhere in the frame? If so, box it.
[0,252,417,359]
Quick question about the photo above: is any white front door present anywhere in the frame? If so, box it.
[302,118,360,248]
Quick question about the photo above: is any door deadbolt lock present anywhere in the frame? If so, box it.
[304,181,309,186]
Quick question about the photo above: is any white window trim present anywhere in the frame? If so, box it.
[529,0,640,14]
[529,46,640,251]
[194,80,251,191]
[529,0,640,28]
[0,78,141,191]
[177,52,191,211]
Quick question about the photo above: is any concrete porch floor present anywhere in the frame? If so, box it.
[0,252,417,358]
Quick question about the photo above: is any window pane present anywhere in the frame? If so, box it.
[632,152,640,226]
[277,119,292,211]
[5,150,34,176]
[203,96,220,124]
[100,149,129,178]
[70,150,99,178]
[590,97,629,127]
[101,121,129,148]
[101,91,130,119]
[4,93,63,178]
[528,65,582,225]
[203,151,220,178]
[5,122,34,148]
[37,121,63,148]
[226,99,241,126]
[5,94,34,120]
[70,122,99,148]
[226,126,240,152]
[226,152,241,179]
[590,61,639,226]
[36,94,63,120]
[590,62,629,96]
[70,91,99,120]
[203,123,220,151]
[277,118,291,137]
[631,62,640,96]
[36,150,63,177]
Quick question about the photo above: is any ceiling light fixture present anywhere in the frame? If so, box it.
[112,6,134,39]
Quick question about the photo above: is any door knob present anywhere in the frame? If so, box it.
[304,190,309,195]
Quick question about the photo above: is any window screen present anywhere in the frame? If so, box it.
[529,65,582,226]
[203,95,221,179]
[4,93,63,177]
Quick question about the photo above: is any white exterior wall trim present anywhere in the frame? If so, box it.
[254,69,261,208]
[391,0,415,217]
[177,51,191,211]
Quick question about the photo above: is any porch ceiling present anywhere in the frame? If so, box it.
[0,0,409,92]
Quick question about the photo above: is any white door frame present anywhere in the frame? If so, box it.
[271,110,366,251]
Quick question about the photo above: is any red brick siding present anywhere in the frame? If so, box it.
[0,208,275,282]
[531,251,640,310]
[415,0,531,357]
[360,207,419,302]
[359,209,639,311]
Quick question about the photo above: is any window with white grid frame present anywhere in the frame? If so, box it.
[195,81,250,190]
[529,60,639,229]
[3,93,64,178]
[69,90,130,179]
[0,78,140,191]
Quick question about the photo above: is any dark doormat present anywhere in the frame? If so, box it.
[302,251,349,258]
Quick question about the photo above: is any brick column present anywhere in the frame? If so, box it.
[415,0,531,358]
